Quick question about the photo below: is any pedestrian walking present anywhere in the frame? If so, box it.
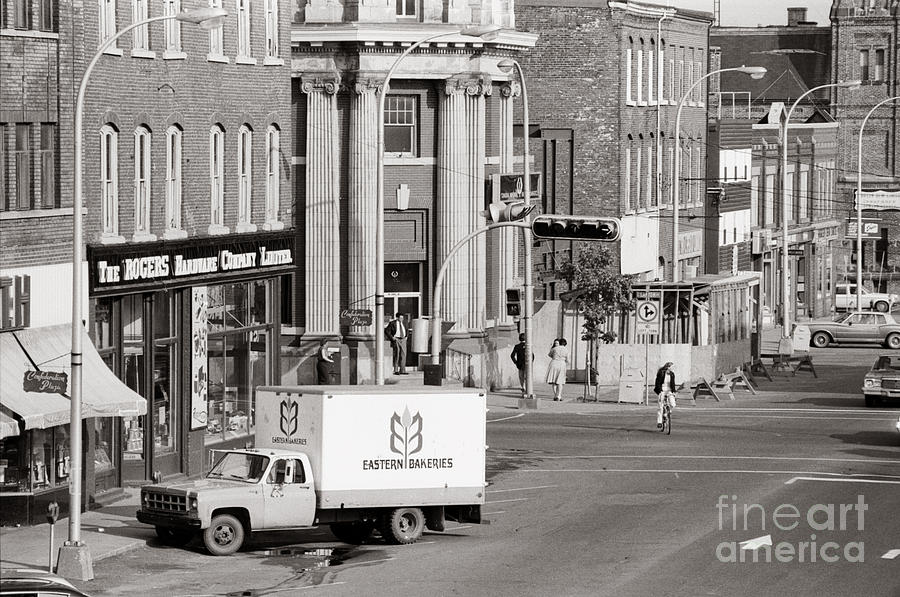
[316,338,334,385]
[386,312,409,375]
[653,361,677,428]
[510,333,533,397]
[546,338,569,401]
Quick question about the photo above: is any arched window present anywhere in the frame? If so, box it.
[265,124,283,230]
[100,124,121,240]
[133,125,153,239]
[237,124,256,232]
[165,125,185,237]
[209,124,227,234]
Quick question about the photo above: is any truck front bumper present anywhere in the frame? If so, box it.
[136,510,202,529]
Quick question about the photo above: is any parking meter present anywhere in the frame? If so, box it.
[46,501,59,524]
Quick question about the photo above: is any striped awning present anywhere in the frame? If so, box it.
[0,324,147,431]
[0,409,18,439]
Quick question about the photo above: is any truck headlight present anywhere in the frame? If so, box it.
[190,498,198,511]
[865,379,881,388]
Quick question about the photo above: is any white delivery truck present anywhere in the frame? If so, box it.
[136,386,487,555]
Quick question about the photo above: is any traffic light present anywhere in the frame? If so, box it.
[484,201,536,223]
[531,215,621,242]
[506,288,521,317]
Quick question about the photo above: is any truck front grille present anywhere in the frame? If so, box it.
[882,379,900,389]
[144,491,188,514]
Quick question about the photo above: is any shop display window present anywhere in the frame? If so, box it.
[94,418,115,474]
[123,294,146,461]
[0,426,72,493]
[0,436,24,492]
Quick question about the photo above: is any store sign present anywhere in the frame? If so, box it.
[23,370,68,394]
[846,219,882,240]
[856,190,900,211]
[190,287,209,431]
[88,231,296,293]
[490,173,542,202]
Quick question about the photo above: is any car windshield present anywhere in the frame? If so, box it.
[833,312,853,323]
[207,452,269,483]
[872,356,900,371]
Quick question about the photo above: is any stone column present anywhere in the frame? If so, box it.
[496,81,521,329]
[347,77,380,340]
[302,74,341,336]
[437,75,491,335]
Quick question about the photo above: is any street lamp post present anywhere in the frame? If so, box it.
[496,58,535,407]
[57,7,226,580]
[672,66,766,282]
[856,97,900,312]
[375,26,499,385]
[780,80,860,338]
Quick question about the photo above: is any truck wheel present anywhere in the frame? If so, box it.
[203,514,245,556]
[811,332,831,348]
[330,521,374,544]
[156,526,195,546]
[875,300,890,312]
[887,333,900,350]
[383,507,425,545]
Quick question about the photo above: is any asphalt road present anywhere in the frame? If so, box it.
[74,345,900,597]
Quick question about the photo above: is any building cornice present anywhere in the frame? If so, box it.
[291,24,538,50]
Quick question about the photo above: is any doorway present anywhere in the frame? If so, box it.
[385,262,423,368]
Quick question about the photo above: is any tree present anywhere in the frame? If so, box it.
[558,244,635,398]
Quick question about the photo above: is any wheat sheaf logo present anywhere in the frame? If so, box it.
[279,398,298,436]
[390,406,423,466]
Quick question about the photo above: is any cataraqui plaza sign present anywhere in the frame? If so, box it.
[87,231,296,295]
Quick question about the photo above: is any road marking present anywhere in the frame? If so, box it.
[488,413,526,423]
[882,550,900,560]
[784,476,900,485]
[485,497,531,504]
[487,484,558,493]
[574,412,889,420]
[264,584,348,593]
[483,510,506,515]
[510,469,900,479]
[525,454,900,465]
[740,535,773,551]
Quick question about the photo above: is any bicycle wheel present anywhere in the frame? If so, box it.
[664,406,672,435]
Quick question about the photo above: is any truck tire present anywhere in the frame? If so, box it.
[875,300,890,313]
[156,526,195,546]
[203,513,245,556]
[330,521,374,544]
[382,507,425,545]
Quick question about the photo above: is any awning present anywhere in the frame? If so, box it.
[0,324,147,431]
[0,409,19,439]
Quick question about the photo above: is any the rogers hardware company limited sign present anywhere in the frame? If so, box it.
[87,231,295,294]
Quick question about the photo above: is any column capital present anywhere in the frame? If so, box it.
[350,73,383,95]
[444,74,493,97]
[500,81,521,98]
[301,73,342,95]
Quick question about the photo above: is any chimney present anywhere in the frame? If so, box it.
[787,7,808,26]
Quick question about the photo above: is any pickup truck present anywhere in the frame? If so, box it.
[136,386,487,555]
[834,283,897,312]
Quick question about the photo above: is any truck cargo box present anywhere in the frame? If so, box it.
[255,385,487,509]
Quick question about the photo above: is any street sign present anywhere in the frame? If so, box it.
[846,219,881,240]
[787,248,804,256]
[23,370,68,394]
[636,300,660,335]
[339,308,372,326]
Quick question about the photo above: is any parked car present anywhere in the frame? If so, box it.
[807,311,900,348]
[834,283,897,312]
[0,568,90,596]
[862,355,900,407]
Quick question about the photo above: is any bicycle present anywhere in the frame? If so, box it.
[659,400,672,435]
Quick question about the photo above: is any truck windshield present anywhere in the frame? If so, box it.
[208,452,269,483]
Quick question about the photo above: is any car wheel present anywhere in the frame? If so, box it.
[811,332,831,348]
[887,333,900,350]
[203,513,245,556]
[875,301,890,313]
[864,395,879,407]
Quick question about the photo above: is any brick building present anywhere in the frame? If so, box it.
[1,0,292,524]
[514,0,713,284]
[290,0,537,383]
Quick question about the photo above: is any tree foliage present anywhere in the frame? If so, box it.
[558,244,635,344]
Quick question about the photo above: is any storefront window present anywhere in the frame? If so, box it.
[153,292,178,456]
[94,419,114,475]
[29,426,70,491]
[122,295,145,462]
[206,281,272,446]
[0,436,25,492]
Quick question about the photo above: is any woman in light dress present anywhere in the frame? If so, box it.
[546,338,569,401]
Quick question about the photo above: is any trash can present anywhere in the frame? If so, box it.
[410,317,431,354]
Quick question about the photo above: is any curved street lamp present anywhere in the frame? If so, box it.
[856,96,900,312]
[779,79,860,338]
[672,65,766,282]
[374,26,500,384]
[62,7,227,579]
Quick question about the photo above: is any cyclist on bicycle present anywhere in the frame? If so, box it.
[654,361,677,429]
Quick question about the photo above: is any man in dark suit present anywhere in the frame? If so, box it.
[509,333,531,397]
[386,312,408,375]
[653,361,677,429]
